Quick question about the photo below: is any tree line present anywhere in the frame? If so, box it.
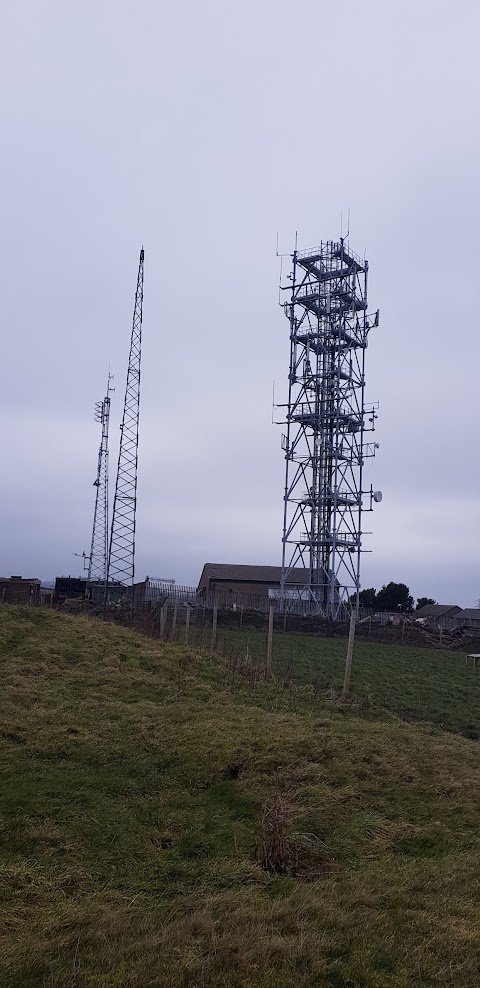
[350,583,436,613]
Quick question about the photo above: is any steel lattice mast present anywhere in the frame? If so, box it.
[87,373,114,582]
[106,248,144,591]
[279,239,380,618]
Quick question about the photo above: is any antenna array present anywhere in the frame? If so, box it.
[278,239,380,617]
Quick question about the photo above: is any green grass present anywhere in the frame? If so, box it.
[2,606,480,986]
[219,627,480,737]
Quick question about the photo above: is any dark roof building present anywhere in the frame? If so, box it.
[197,563,308,597]
[454,609,480,626]
[416,604,461,618]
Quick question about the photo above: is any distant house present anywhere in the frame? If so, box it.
[453,608,480,629]
[415,603,462,629]
[197,563,309,599]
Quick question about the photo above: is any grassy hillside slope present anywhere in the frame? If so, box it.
[1,606,480,987]
[220,628,480,737]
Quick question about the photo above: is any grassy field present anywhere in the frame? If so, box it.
[219,627,480,737]
[2,606,480,987]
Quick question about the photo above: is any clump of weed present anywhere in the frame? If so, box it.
[255,795,334,880]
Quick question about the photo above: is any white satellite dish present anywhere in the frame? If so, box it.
[373,490,383,503]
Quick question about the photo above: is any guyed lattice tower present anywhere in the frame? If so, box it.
[106,248,144,591]
[279,239,380,618]
[87,374,114,582]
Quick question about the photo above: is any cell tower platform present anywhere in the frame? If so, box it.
[278,239,380,618]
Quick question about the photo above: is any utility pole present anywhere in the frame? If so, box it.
[106,249,145,598]
[88,373,114,583]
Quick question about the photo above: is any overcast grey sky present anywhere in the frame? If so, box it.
[1,0,479,604]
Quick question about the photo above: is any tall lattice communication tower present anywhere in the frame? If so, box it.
[106,248,144,592]
[278,239,380,618]
[87,373,114,582]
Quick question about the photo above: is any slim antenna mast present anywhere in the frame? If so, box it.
[106,248,144,593]
[87,373,114,582]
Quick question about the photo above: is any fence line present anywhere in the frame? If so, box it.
[5,576,467,633]
[130,579,402,622]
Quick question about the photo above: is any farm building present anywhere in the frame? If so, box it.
[415,603,461,629]
[453,608,480,629]
[0,576,40,605]
[197,563,309,598]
